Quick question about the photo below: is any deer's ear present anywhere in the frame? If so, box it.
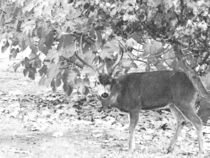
[98,74,103,83]
[110,78,119,87]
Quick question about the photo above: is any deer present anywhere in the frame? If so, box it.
[75,40,204,154]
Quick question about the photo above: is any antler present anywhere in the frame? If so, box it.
[74,35,98,72]
[75,35,124,76]
[109,41,124,75]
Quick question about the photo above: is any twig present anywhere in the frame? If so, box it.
[0,8,6,14]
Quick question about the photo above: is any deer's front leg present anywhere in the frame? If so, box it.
[129,111,139,152]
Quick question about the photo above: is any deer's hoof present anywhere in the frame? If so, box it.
[128,148,134,154]
[166,147,173,154]
[198,151,205,158]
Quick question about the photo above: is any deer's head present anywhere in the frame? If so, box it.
[75,38,124,100]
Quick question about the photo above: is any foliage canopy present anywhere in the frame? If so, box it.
[0,0,210,95]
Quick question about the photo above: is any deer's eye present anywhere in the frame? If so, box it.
[95,81,100,85]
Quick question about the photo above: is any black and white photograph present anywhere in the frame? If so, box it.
[0,0,210,157]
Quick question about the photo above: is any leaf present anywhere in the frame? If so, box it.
[36,27,43,39]
[38,75,48,86]
[143,40,163,56]
[110,8,117,17]
[23,68,28,76]
[18,35,27,50]
[147,0,162,7]
[131,62,138,68]
[1,40,9,53]
[197,98,210,125]
[28,67,36,80]
[38,43,49,55]
[63,84,73,96]
[31,58,42,69]
[39,65,48,76]
[78,84,88,95]
[0,13,5,26]
[59,46,75,58]
[45,48,59,65]
[39,52,47,62]
[30,45,38,54]
[45,30,56,49]
[55,72,62,87]
[67,70,78,84]
[121,59,132,67]
[61,69,69,83]
[163,0,174,10]
[47,64,60,86]
[80,66,96,77]
[74,78,83,86]
[13,62,21,72]
[22,20,36,36]
[22,1,35,13]
[51,79,56,92]
[23,66,37,80]
[10,48,20,59]
[56,78,62,87]
[100,40,119,59]
[57,34,75,50]
[83,86,89,95]
[83,76,90,86]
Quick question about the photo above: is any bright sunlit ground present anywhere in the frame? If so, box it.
[0,53,210,158]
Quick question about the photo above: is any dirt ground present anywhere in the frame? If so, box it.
[0,53,210,158]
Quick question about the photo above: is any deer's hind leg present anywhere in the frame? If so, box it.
[167,104,186,153]
[174,102,203,154]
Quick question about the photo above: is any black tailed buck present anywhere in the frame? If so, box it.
[76,41,205,154]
